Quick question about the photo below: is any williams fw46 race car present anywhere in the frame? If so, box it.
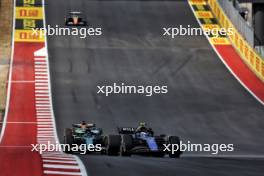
[65,11,87,26]
[64,121,121,155]
[118,123,182,158]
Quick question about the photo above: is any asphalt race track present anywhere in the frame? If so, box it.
[45,0,264,175]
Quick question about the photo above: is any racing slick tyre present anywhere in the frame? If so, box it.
[65,20,72,26]
[120,135,133,156]
[105,135,121,156]
[64,128,74,154]
[80,21,87,26]
[168,136,182,158]
[153,152,165,157]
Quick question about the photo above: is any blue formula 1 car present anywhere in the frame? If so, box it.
[64,122,121,155]
[118,123,182,158]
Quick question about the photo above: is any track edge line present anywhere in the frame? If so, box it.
[41,0,89,175]
[187,0,264,106]
[0,0,16,142]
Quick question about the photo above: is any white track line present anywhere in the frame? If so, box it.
[0,0,16,142]
[42,156,76,160]
[43,170,82,175]
[44,160,78,164]
[43,164,80,169]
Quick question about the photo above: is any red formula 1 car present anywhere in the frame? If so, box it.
[65,11,87,26]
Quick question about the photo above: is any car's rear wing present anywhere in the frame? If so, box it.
[118,127,135,134]
[72,123,95,128]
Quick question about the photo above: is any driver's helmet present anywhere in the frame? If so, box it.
[80,121,87,129]
[137,122,147,132]
[139,122,146,127]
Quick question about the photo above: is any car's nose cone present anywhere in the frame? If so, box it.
[73,17,78,24]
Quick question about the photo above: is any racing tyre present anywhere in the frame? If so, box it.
[120,135,133,156]
[64,128,74,154]
[105,135,121,156]
[80,21,87,26]
[168,136,182,158]
[153,152,165,157]
[65,21,71,26]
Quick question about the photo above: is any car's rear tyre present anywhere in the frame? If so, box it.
[120,135,133,156]
[153,152,165,157]
[105,135,121,156]
[81,21,87,26]
[65,20,73,26]
[64,128,74,154]
[168,136,182,158]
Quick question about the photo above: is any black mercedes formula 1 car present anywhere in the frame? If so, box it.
[64,122,121,155]
[65,11,87,26]
[118,123,182,158]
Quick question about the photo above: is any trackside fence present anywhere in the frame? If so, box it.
[217,0,254,47]
[208,0,264,82]
[217,0,264,59]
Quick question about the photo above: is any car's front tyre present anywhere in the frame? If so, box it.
[120,135,133,156]
[168,136,182,158]
[64,128,74,154]
[105,135,121,156]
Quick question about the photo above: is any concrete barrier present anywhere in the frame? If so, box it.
[208,0,264,83]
